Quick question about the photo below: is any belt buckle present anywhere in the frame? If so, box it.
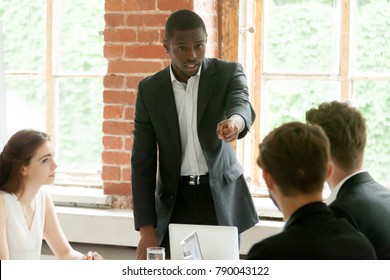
[189,175,200,185]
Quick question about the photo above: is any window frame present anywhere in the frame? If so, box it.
[233,0,390,194]
[2,0,105,187]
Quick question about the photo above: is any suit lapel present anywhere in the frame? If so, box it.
[198,58,217,125]
[157,60,218,149]
[158,67,181,148]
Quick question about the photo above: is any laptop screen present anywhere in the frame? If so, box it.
[181,231,203,260]
[169,223,239,260]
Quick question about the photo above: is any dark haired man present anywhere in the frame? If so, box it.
[306,101,390,259]
[247,122,376,259]
[131,10,258,259]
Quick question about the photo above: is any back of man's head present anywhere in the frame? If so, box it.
[258,122,330,196]
[165,9,207,41]
[306,101,366,171]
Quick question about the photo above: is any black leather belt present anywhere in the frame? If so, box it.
[180,174,209,185]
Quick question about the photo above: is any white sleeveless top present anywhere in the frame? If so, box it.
[1,189,46,260]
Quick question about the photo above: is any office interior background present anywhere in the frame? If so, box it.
[1,0,389,258]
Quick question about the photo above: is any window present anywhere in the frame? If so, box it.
[239,0,390,194]
[0,0,105,186]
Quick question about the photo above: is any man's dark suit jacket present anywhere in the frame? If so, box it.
[131,58,259,244]
[329,171,390,259]
[246,202,376,259]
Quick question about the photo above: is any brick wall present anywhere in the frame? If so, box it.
[103,0,219,208]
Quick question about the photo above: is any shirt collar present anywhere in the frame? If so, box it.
[325,170,366,205]
[169,64,202,84]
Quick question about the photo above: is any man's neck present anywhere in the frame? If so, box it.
[280,193,323,221]
[327,164,363,190]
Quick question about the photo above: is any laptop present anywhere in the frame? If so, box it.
[169,223,240,260]
[181,231,203,260]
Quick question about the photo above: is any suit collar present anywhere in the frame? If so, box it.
[197,58,217,123]
[337,171,374,197]
[284,202,332,230]
[158,67,181,148]
[156,59,218,140]
[326,170,367,205]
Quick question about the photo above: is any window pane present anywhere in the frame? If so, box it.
[264,0,338,73]
[353,0,390,73]
[58,0,105,73]
[0,1,45,72]
[5,77,46,135]
[352,81,390,185]
[265,80,339,133]
[57,78,103,172]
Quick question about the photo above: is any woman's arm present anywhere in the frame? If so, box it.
[43,191,85,260]
[0,193,10,259]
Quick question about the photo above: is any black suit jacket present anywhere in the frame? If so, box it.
[247,202,376,259]
[131,58,259,243]
[329,171,390,259]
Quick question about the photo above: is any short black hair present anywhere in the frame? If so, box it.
[165,10,207,41]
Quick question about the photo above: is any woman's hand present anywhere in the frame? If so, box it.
[80,251,104,260]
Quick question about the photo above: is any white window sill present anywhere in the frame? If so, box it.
[46,186,284,255]
[42,185,111,208]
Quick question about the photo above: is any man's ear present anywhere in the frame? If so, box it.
[326,162,333,179]
[163,39,169,54]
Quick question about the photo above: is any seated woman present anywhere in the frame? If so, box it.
[0,129,102,260]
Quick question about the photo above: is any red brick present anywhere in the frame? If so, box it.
[124,106,135,120]
[104,45,124,58]
[103,136,123,150]
[108,59,162,74]
[160,29,165,40]
[123,0,155,11]
[162,59,170,68]
[103,74,125,88]
[104,105,123,119]
[126,14,168,27]
[102,166,121,181]
[125,137,133,151]
[138,30,160,42]
[103,90,136,104]
[122,167,131,181]
[125,76,144,89]
[157,0,193,11]
[124,45,166,59]
[105,13,125,27]
[104,28,136,42]
[105,0,123,11]
[102,151,131,165]
[103,120,134,136]
[104,182,131,195]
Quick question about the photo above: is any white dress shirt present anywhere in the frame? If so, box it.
[170,66,209,176]
[170,65,245,176]
[325,170,366,205]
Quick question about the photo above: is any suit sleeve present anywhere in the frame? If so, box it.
[225,62,256,139]
[131,81,158,230]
